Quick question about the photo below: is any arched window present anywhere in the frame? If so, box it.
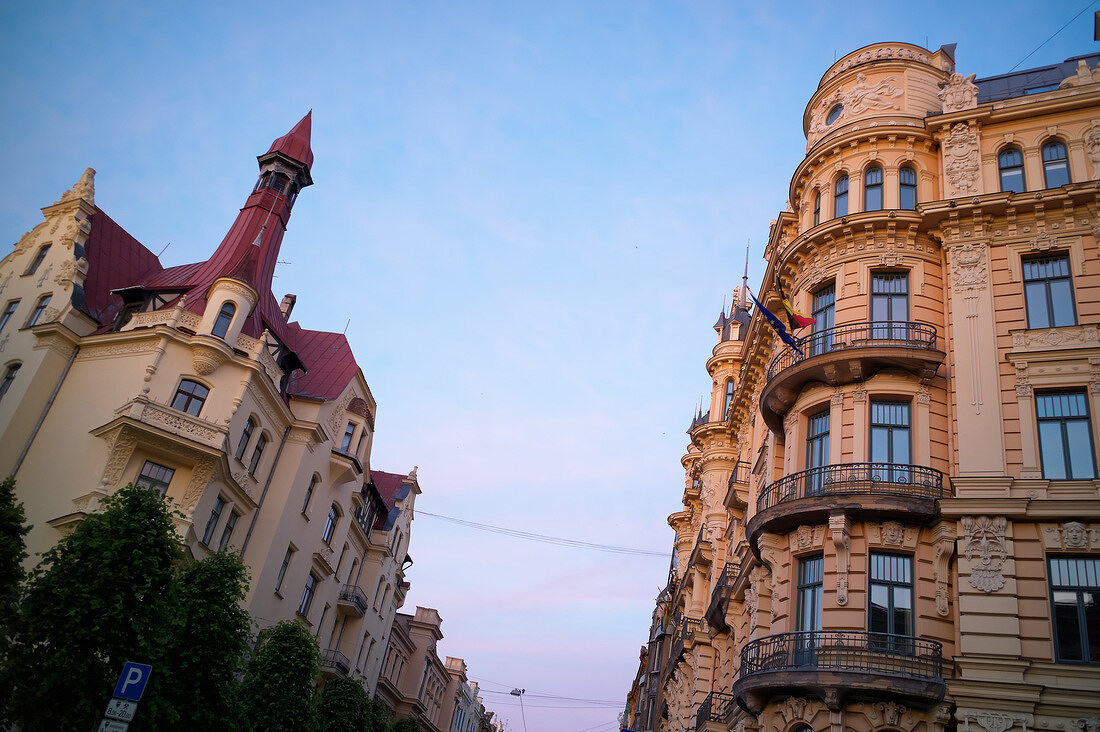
[833,174,849,218]
[723,380,734,419]
[0,363,21,402]
[211,301,236,339]
[812,190,821,226]
[248,433,268,475]
[791,725,815,732]
[863,165,883,211]
[899,165,917,209]
[340,422,356,452]
[998,146,1026,193]
[322,504,340,544]
[171,379,209,416]
[235,417,255,460]
[1042,139,1070,188]
[302,475,319,513]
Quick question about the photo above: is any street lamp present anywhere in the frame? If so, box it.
[509,688,528,732]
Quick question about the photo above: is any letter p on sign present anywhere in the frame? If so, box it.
[112,662,152,702]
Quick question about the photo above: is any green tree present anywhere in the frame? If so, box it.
[239,620,319,732]
[149,549,253,731]
[316,676,376,732]
[5,483,183,731]
[0,476,30,724]
[388,717,422,732]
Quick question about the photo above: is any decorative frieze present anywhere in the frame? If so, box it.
[963,516,1008,593]
[866,700,915,730]
[948,239,989,294]
[1042,522,1100,551]
[792,524,826,552]
[821,45,932,85]
[1010,324,1100,351]
[942,123,981,197]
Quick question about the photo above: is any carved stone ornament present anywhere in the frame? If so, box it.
[1011,324,1099,351]
[1044,522,1097,550]
[933,523,956,617]
[1087,124,1100,173]
[949,240,989,294]
[967,711,1023,732]
[881,521,905,546]
[796,525,814,550]
[744,583,759,633]
[1068,718,1100,731]
[822,46,932,85]
[938,72,978,113]
[943,123,981,196]
[779,697,809,724]
[830,513,851,605]
[191,343,229,376]
[868,700,912,729]
[55,167,96,206]
[181,458,217,512]
[963,516,1008,593]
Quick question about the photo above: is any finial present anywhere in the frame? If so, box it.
[57,167,96,206]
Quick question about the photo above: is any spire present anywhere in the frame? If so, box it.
[265,110,314,171]
[741,240,750,309]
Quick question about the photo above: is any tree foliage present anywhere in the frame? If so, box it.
[239,619,320,732]
[388,717,422,732]
[317,676,384,732]
[0,476,29,723]
[5,483,183,730]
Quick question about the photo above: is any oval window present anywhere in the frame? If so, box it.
[826,104,843,125]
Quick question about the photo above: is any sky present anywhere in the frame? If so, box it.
[1,2,1095,730]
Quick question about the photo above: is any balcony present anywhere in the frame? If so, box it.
[759,321,944,433]
[337,584,369,616]
[320,648,351,678]
[746,462,946,551]
[705,562,740,632]
[696,691,735,731]
[728,461,751,488]
[732,631,944,714]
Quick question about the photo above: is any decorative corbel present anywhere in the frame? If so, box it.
[830,513,851,605]
[932,522,956,616]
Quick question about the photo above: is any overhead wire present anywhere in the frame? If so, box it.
[1009,0,1098,72]
[416,510,667,557]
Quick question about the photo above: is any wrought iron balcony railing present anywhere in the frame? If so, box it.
[338,584,369,615]
[320,648,351,676]
[766,321,939,382]
[681,617,706,641]
[739,630,943,681]
[727,461,751,488]
[757,462,947,513]
[695,691,736,729]
[721,561,739,587]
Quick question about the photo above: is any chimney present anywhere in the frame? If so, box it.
[280,293,297,320]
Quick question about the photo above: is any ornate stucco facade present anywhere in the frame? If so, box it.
[626,43,1100,732]
[0,114,417,697]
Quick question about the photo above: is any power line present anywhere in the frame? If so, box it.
[479,689,621,704]
[416,510,667,557]
[1009,0,1098,72]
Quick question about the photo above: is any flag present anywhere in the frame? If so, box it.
[750,290,803,354]
[777,280,816,329]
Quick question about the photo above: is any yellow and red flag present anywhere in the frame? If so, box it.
[778,281,816,329]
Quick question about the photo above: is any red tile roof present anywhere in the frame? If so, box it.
[283,323,360,400]
[81,207,164,325]
[370,470,409,513]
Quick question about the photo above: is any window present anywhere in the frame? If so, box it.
[218,510,239,551]
[299,572,319,616]
[1037,391,1096,480]
[805,411,830,494]
[1023,254,1076,328]
[302,475,318,513]
[723,380,734,419]
[825,104,843,125]
[864,165,883,211]
[0,301,18,333]
[275,546,294,592]
[899,165,917,209]
[24,245,50,276]
[812,190,821,226]
[211,301,236,339]
[998,146,1026,193]
[340,423,356,452]
[171,379,209,416]
[322,504,340,545]
[1049,557,1100,664]
[871,272,909,340]
[135,460,175,497]
[248,433,268,476]
[0,364,19,402]
[1042,140,1071,188]
[26,294,51,327]
[834,174,849,217]
[235,418,255,460]
[869,553,914,649]
[797,555,823,632]
[871,401,911,483]
[809,283,835,356]
[201,496,225,546]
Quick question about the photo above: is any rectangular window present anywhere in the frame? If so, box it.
[24,245,51,276]
[870,400,911,475]
[218,510,240,551]
[201,496,225,546]
[1023,254,1076,329]
[299,572,319,616]
[0,364,20,402]
[275,546,294,593]
[248,433,268,476]
[340,423,356,452]
[26,294,51,327]
[869,553,914,650]
[134,460,175,497]
[171,379,209,416]
[1049,556,1100,664]
[302,475,318,514]
[235,419,254,460]
[0,300,19,333]
[797,555,823,632]
[1037,391,1097,479]
[871,272,909,340]
[805,411,829,494]
[809,283,835,356]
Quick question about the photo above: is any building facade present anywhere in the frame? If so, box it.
[0,114,417,697]
[627,43,1100,731]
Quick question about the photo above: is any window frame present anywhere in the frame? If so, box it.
[1041,139,1071,189]
[298,572,319,617]
[723,380,734,420]
[899,165,917,210]
[24,245,50,276]
[998,146,1026,193]
[868,552,915,641]
[0,300,19,333]
[834,174,849,218]
[1036,390,1097,480]
[796,554,823,633]
[0,363,20,402]
[322,503,341,545]
[25,293,52,327]
[218,509,240,551]
[275,546,295,593]
[302,475,319,514]
[812,190,821,226]
[340,422,356,452]
[171,379,210,417]
[1022,252,1077,329]
[248,432,268,476]
[211,301,236,339]
[201,495,226,546]
[235,417,256,460]
[1048,556,1100,664]
[134,460,175,498]
[863,165,884,212]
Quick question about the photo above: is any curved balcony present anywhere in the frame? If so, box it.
[732,631,944,714]
[759,321,945,433]
[746,462,946,549]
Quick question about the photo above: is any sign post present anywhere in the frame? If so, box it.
[99,662,152,731]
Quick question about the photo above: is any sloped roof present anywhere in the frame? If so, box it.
[81,207,164,325]
[369,469,412,531]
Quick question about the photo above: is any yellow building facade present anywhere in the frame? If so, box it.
[629,43,1100,732]
[0,114,416,696]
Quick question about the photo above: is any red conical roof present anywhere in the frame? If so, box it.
[265,110,313,170]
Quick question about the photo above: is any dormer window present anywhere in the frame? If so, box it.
[211,302,236,339]
[341,423,356,453]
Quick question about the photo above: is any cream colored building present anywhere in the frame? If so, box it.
[0,113,417,696]
[628,43,1100,732]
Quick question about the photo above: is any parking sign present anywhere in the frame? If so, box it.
[111,662,152,702]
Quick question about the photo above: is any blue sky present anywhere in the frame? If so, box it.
[2,2,1095,730]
